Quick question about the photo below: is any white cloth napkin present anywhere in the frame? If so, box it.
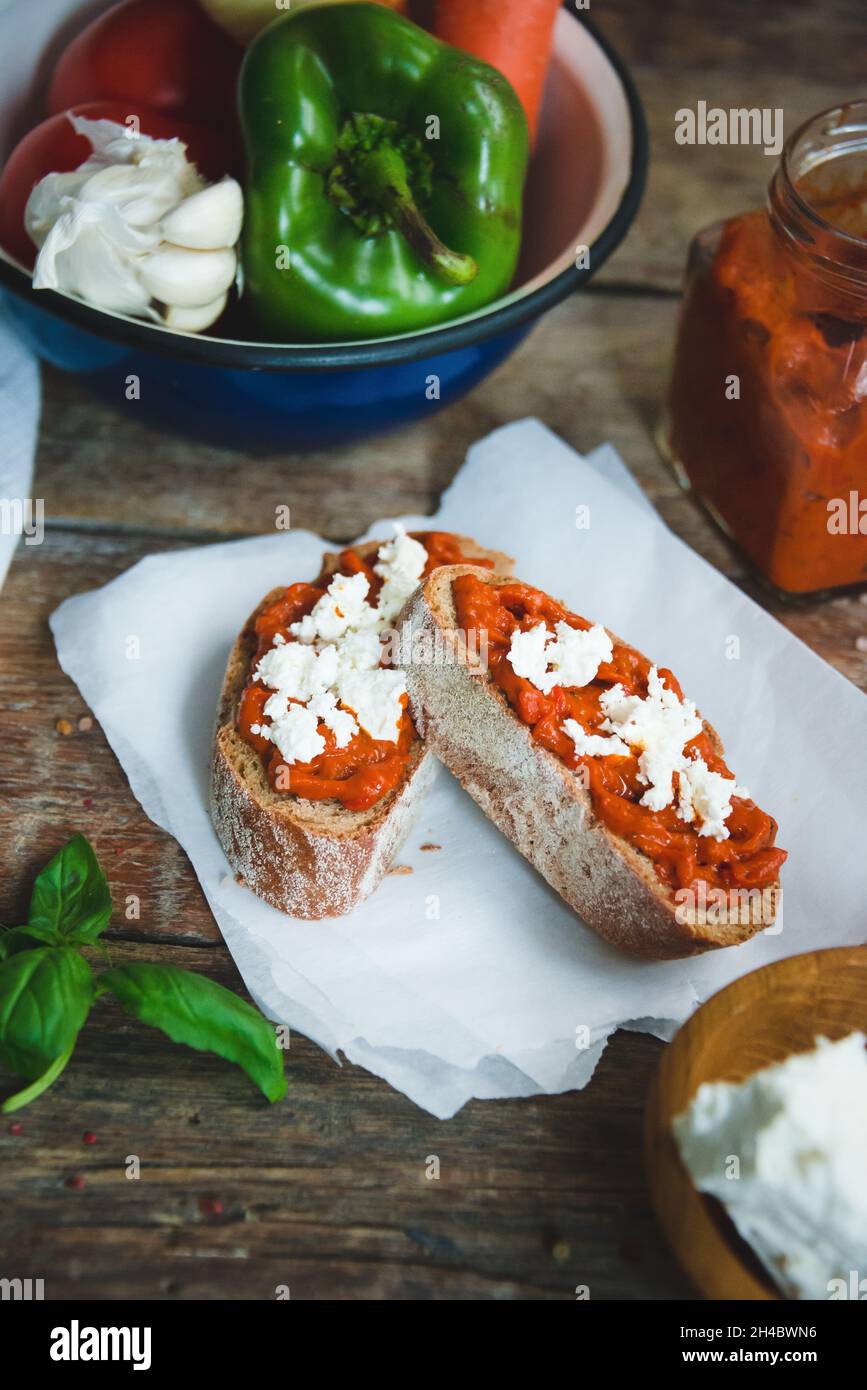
[0,311,40,589]
[50,420,867,1118]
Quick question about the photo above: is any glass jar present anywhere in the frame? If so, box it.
[660,102,867,596]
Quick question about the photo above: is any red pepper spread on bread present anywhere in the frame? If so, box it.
[238,532,492,812]
[452,573,787,897]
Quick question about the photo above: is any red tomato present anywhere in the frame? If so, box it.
[47,0,241,129]
[0,102,235,269]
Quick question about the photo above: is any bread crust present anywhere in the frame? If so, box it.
[211,539,511,919]
[398,565,781,959]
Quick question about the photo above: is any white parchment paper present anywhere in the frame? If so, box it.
[50,420,867,1117]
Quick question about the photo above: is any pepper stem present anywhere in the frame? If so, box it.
[355,143,478,287]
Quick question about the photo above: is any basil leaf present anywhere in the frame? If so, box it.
[100,963,287,1103]
[0,928,55,962]
[0,948,94,1080]
[1,1042,75,1115]
[28,834,112,943]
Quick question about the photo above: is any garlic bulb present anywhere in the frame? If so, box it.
[26,117,243,334]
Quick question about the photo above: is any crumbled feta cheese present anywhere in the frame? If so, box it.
[255,641,339,701]
[374,524,428,623]
[268,702,325,764]
[308,690,358,750]
[507,621,612,695]
[562,720,630,759]
[676,770,695,823]
[338,668,407,743]
[336,625,383,675]
[290,613,317,644]
[507,623,550,687]
[559,664,745,840]
[678,757,749,839]
[255,527,428,760]
[291,571,378,643]
[262,691,287,722]
[599,665,703,813]
[548,623,613,691]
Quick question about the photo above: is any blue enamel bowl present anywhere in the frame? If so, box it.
[0,2,646,449]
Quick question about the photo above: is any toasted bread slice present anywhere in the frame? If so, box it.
[211,537,512,920]
[398,565,782,959]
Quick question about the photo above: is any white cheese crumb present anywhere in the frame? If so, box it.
[672,1033,867,1301]
[308,690,358,750]
[507,623,549,686]
[255,641,339,701]
[373,523,428,623]
[548,623,613,690]
[290,571,378,644]
[678,757,749,839]
[339,668,407,743]
[507,621,612,695]
[336,625,382,675]
[290,613,317,644]
[599,665,702,813]
[268,702,325,764]
[562,720,630,759]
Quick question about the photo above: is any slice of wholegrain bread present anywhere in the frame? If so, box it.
[211,538,512,920]
[398,565,781,959]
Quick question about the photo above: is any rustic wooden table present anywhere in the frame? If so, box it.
[1,0,864,1301]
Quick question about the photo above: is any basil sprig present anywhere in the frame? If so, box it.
[0,836,286,1112]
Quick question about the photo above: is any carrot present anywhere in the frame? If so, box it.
[433,0,561,142]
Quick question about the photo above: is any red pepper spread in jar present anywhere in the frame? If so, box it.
[452,572,787,898]
[238,532,492,812]
[666,111,867,595]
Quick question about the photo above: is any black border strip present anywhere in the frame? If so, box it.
[0,4,649,374]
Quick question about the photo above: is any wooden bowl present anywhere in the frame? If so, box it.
[645,945,867,1300]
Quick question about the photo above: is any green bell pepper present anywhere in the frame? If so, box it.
[238,3,529,341]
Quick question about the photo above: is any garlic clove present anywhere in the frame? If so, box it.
[160,179,244,250]
[162,292,228,332]
[139,245,237,307]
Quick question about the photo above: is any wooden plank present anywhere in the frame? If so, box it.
[0,937,691,1300]
[597,0,864,84]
